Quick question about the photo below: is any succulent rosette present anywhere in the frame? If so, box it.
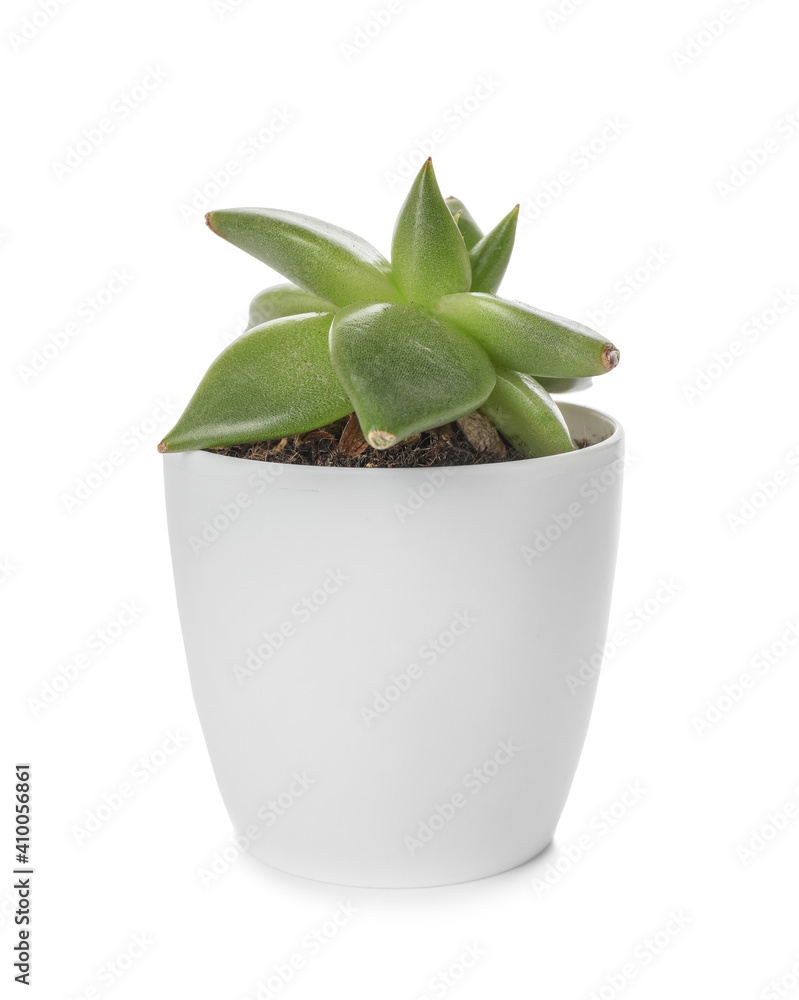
[160,159,619,458]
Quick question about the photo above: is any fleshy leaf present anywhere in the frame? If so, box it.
[391,161,471,303]
[434,293,620,377]
[479,369,575,458]
[159,313,350,452]
[445,196,484,250]
[206,209,400,306]
[329,302,495,449]
[248,283,335,329]
[468,205,518,294]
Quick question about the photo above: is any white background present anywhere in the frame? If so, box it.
[3,0,799,997]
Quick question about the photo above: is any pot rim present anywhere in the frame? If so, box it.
[161,402,623,479]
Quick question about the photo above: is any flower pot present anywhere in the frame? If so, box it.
[163,402,624,888]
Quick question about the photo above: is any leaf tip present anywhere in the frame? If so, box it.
[157,439,170,453]
[367,429,397,450]
[418,157,435,181]
[602,345,621,371]
[205,212,218,234]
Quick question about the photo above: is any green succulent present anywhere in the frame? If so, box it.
[159,159,619,458]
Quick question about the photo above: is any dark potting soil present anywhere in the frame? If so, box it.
[208,412,530,468]
[208,412,590,468]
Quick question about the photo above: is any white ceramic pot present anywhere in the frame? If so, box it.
[163,402,624,888]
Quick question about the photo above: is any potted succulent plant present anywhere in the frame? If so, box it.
[160,160,624,888]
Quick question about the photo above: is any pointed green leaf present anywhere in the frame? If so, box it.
[329,302,495,449]
[434,293,620,377]
[206,209,400,307]
[159,313,350,452]
[445,196,484,250]
[248,283,335,329]
[468,205,518,294]
[479,369,575,458]
[391,161,471,303]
